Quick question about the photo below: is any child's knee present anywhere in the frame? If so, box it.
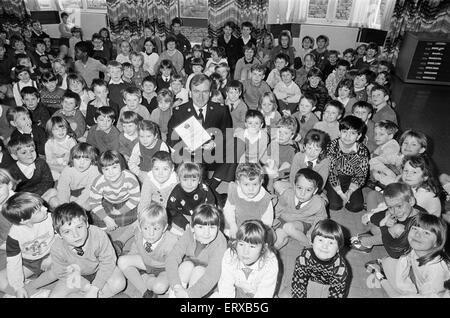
[283,222,302,236]
[152,275,169,294]
[178,261,195,281]
[190,266,206,284]
[117,256,129,270]
[107,271,126,293]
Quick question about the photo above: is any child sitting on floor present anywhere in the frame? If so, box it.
[291,219,349,298]
[118,203,179,298]
[274,168,327,248]
[165,203,227,298]
[48,202,125,298]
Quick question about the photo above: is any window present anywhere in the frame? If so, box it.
[308,0,328,19]
[85,0,107,10]
[336,0,352,20]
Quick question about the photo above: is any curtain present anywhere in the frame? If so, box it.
[208,0,269,38]
[106,0,178,36]
[0,0,30,35]
[385,0,450,51]
[380,0,396,30]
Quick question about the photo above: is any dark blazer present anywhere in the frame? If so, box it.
[167,100,232,167]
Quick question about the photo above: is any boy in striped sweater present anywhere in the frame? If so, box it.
[89,150,140,250]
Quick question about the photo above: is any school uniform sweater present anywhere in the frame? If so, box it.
[314,121,340,140]
[128,139,169,176]
[8,157,54,195]
[372,104,398,125]
[234,57,261,81]
[89,170,140,221]
[52,109,86,139]
[293,112,319,140]
[6,214,54,290]
[300,82,330,113]
[274,81,302,104]
[128,228,179,269]
[223,182,274,229]
[292,248,349,298]
[108,81,133,109]
[217,248,279,298]
[242,79,272,110]
[137,171,178,213]
[85,99,120,127]
[86,125,121,153]
[50,225,117,290]
[40,87,65,112]
[150,108,172,141]
[117,105,150,131]
[276,191,327,231]
[10,125,47,156]
[57,165,100,210]
[167,183,217,231]
[28,104,50,128]
[166,228,227,298]
[289,152,330,189]
[118,133,138,159]
[226,99,248,130]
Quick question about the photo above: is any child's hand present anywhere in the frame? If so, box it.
[294,134,302,143]
[104,216,118,231]
[202,140,215,151]
[110,208,122,216]
[361,212,374,226]
[388,223,405,238]
[15,287,28,298]
[282,109,291,117]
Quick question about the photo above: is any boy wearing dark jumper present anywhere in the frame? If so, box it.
[86,106,121,153]
[21,86,50,128]
[107,61,133,109]
[39,72,65,116]
[7,135,57,206]
[7,106,47,156]
[370,84,398,125]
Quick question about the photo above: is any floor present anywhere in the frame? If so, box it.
[1,76,449,298]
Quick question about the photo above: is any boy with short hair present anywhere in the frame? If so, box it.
[118,203,179,298]
[369,120,400,184]
[138,151,178,213]
[266,53,289,89]
[274,168,327,248]
[117,86,150,131]
[53,90,86,139]
[185,57,204,90]
[141,75,158,115]
[223,163,274,238]
[128,120,170,181]
[313,100,344,140]
[86,78,120,127]
[7,135,57,203]
[7,106,47,156]
[294,93,319,141]
[169,74,189,107]
[150,88,174,141]
[74,41,108,87]
[310,35,329,71]
[353,69,371,102]
[0,192,55,297]
[118,110,141,161]
[342,48,355,69]
[122,62,134,85]
[352,101,376,152]
[242,64,271,110]
[264,116,299,183]
[351,182,423,256]
[89,150,141,249]
[370,84,398,124]
[322,49,340,80]
[39,72,65,115]
[274,67,301,115]
[30,38,52,75]
[225,80,248,130]
[234,43,260,81]
[170,17,191,57]
[107,60,132,109]
[86,106,121,153]
[20,86,50,128]
[49,202,125,298]
[355,42,379,71]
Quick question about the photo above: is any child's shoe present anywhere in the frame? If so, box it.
[350,233,373,253]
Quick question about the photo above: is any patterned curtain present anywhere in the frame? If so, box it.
[208,0,269,39]
[0,0,30,33]
[385,0,450,51]
[106,0,178,36]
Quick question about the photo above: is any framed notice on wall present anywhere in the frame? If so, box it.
[179,0,208,19]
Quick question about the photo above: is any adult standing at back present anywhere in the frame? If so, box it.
[217,21,241,79]
[58,12,72,47]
